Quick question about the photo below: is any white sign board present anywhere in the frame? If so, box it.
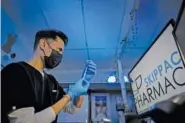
[129,21,185,114]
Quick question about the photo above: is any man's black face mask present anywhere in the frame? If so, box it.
[44,49,63,69]
[43,41,63,69]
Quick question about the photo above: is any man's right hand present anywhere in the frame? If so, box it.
[67,78,90,100]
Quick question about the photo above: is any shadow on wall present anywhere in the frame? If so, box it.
[1,8,18,68]
[1,34,17,59]
[1,33,17,69]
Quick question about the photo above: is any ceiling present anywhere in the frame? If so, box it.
[1,0,183,83]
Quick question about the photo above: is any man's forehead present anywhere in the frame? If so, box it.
[51,36,64,45]
[56,36,63,41]
[55,36,64,43]
[49,36,65,51]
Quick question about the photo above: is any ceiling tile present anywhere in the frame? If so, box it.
[84,0,125,48]
[42,1,86,49]
[37,0,79,12]
[122,48,144,59]
[121,48,145,69]
[89,49,116,69]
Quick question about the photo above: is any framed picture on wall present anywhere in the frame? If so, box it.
[91,93,111,123]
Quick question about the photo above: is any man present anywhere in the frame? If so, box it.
[2,30,96,123]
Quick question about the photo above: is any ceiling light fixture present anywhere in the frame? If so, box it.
[108,76,116,83]
[124,76,129,83]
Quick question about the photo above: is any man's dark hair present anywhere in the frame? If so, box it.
[33,29,68,51]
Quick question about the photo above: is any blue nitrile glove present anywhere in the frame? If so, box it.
[81,60,97,82]
[67,78,90,100]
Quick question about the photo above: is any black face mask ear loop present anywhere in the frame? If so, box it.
[39,39,49,67]
[41,39,53,56]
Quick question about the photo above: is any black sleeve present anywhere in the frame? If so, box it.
[47,74,66,102]
[2,63,35,123]
[57,82,66,100]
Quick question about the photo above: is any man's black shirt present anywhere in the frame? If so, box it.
[2,62,66,123]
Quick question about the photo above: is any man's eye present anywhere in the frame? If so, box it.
[58,48,63,52]
[57,49,63,54]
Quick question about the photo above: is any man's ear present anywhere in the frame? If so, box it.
[39,39,45,50]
